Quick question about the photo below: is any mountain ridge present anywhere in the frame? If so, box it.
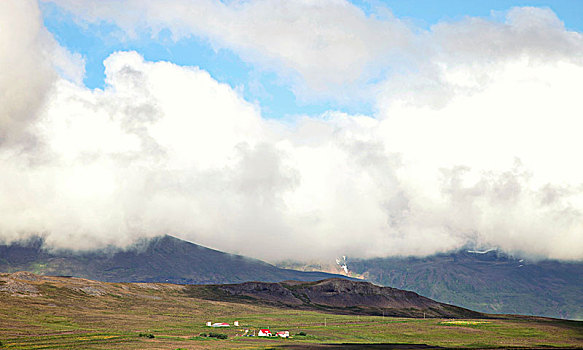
[0,234,352,284]
[349,249,583,320]
[184,277,483,318]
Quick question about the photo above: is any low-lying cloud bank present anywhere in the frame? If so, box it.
[1,0,582,261]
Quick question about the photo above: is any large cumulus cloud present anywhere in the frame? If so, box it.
[1,1,582,261]
[0,0,83,148]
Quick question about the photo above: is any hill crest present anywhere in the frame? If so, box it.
[0,234,351,284]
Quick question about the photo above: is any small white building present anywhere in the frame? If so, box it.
[258,329,272,337]
[211,322,230,327]
[276,331,290,338]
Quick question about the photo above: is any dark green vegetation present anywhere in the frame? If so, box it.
[0,235,348,284]
[1,272,582,349]
[207,332,228,339]
[186,278,482,318]
[350,249,583,320]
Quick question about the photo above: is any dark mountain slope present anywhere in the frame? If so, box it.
[185,278,482,318]
[0,235,350,284]
[349,249,583,320]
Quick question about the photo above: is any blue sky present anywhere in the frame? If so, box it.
[40,1,351,118]
[40,0,582,120]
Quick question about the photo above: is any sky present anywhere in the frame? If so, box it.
[1,0,582,262]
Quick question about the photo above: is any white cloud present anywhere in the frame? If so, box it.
[1,2,583,262]
[44,0,414,102]
[431,7,583,64]
[372,8,583,260]
[0,0,85,148]
[0,0,55,147]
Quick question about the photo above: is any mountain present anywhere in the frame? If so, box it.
[186,278,483,318]
[349,249,583,320]
[0,235,350,284]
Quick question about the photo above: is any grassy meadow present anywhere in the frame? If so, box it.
[0,274,582,349]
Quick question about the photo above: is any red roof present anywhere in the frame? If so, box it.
[260,329,271,332]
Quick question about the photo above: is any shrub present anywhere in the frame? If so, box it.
[296,331,307,336]
[199,333,207,337]
[138,333,155,339]
[208,332,228,339]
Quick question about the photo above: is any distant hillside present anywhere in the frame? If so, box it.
[0,235,350,284]
[2,272,583,349]
[349,250,583,320]
[187,278,483,318]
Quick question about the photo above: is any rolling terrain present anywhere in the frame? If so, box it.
[349,249,583,320]
[0,235,348,284]
[2,234,581,322]
[1,272,582,349]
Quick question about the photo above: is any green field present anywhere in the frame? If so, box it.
[1,273,582,349]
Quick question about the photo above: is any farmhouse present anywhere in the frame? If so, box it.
[258,329,272,337]
[206,321,238,327]
[209,322,230,327]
